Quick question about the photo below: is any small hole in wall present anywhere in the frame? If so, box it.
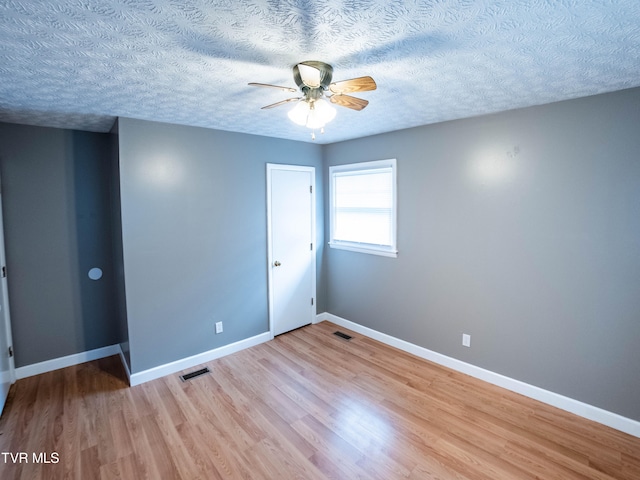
[88,268,103,280]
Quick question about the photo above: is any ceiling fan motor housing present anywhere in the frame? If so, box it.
[293,61,334,90]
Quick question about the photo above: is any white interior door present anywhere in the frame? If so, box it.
[267,164,316,336]
[0,186,15,415]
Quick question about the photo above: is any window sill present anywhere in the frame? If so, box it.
[329,242,398,258]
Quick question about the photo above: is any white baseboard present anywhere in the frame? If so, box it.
[128,332,271,387]
[317,312,640,439]
[14,333,270,389]
[15,344,121,379]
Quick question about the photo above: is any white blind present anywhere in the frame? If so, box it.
[333,167,393,246]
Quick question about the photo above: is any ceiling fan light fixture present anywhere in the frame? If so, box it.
[288,98,336,129]
[306,99,336,129]
[287,100,309,126]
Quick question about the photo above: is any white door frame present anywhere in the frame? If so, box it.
[0,181,16,414]
[266,163,316,338]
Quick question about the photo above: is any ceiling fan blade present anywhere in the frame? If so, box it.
[329,94,369,111]
[261,97,300,109]
[329,76,377,94]
[297,63,321,88]
[249,82,297,93]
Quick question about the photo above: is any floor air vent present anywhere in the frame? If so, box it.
[179,367,210,382]
[333,331,353,341]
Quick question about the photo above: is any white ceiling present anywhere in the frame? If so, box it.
[1,0,639,144]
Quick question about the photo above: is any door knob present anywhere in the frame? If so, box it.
[274,261,281,267]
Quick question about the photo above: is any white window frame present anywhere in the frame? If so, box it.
[329,159,398,258]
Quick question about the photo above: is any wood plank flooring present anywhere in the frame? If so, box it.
[1,321,639,479]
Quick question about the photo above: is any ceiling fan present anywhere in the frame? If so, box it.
[249,61,376,139]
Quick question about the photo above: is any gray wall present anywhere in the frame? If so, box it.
[323,88,640,421]
[2,88,637,422]
[0,123,120,367]
[109,120,131,370]
[117,118,324,374]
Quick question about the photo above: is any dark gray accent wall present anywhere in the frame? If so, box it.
[0,123,120,367]
[117,118,323,374]
[323,88,640,421]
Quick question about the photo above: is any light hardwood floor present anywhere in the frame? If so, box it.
[1,321,639,479]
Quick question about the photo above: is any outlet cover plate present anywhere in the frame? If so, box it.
[462,333,471,347]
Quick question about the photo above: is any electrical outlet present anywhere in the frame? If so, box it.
[215,321,223,334]
[462,333,471,347]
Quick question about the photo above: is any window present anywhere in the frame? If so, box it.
[329,159,397,257]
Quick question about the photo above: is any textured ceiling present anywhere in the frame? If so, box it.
[0,0,639,144]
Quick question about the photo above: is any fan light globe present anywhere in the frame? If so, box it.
[309,99,336,128]
[287,101,309,126]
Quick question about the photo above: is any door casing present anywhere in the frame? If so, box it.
[0,182,15,415]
